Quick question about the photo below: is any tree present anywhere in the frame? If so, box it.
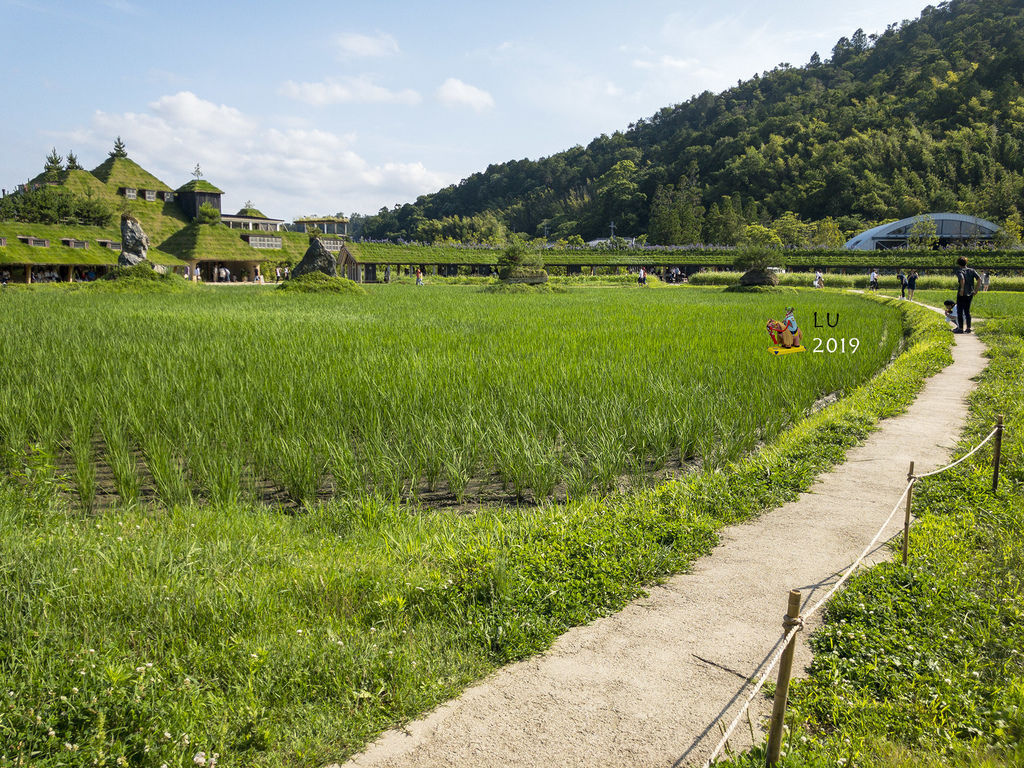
[647,185,683,245]
[109,137,128,159]
[43,148,64,180]
[65,151,83,171]
[496,234,544,280]
[808,218,845,248]
[196,202,220,225]
[742,223,783,248]
[908,215,938,248]
[771,211,809,247]
[994,211,1022,248]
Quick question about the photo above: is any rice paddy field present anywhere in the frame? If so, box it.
[0,285,900,510]
[0,282,929,768]
[880,288,1024,318]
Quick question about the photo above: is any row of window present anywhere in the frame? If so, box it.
[11,236,121,249]
[120,188,174,203]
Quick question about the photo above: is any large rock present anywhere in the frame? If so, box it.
[118,214,150,266]
[292,237,338,278]
[739,268,779,286]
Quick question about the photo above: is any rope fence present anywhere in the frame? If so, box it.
[701,416,1005,768]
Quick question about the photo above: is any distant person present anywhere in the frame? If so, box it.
[983,270,991,291]
[384,264,391,283]
[284,266,290,280]
[275,266,282,282]
[814,269,824,289]
[897,269,907,299]
[869,269,879,291]
[638,266,647,286]
[954,255,980,334]
[416,268,423,286]
[907,269,918,300]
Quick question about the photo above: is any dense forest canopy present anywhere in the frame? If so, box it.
[361,0,1024,248]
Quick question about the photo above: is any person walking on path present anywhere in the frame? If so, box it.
[869,269,879,291]
[954,256,980,334]
[983,270,991,291]
[416,268,423,286]
[814,269,824,289]
[907,269,918,301]
[897,269,907,299]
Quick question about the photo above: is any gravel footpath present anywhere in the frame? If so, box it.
[335,328,987,768]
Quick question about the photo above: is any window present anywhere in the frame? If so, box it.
[123,188,137,199]
[143,190,156,202]
[245,236,282,250]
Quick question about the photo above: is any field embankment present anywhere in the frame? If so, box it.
[721,310,1024,768]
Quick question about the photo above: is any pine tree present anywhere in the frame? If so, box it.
[109,137,128,159]
[65,151,83,171]
[43,147,64,180]
[647,185,682,245]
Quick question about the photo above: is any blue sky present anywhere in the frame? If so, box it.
[1,0,932,221]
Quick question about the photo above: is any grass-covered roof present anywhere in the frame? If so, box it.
[176,179,224,195]
[235,207,267,218]
[159,222,263,262]
[89,157,173,192]
[0,221,183,266]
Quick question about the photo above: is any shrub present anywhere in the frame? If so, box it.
[497,235,546,281]
[277,272,366,294]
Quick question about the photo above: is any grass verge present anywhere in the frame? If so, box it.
[718,316,1023,768]
[0,299,951,767]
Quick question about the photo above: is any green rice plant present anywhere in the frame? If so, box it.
[70,415,96,514]
[273,436,327,506]
[142,434,191,508]
[101,417,139,507]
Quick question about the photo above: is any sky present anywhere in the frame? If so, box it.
[1,0,934,222]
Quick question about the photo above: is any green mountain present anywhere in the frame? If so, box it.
[362,0,1024,246]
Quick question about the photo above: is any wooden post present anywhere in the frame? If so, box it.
[992,415,1004,493]
[902,461,915,566]
[766,590,802,767]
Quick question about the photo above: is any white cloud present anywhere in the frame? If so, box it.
[281,76,421,106]
[437,78,494,112]
[334,32,400,58]
[64,91,449,217]
[632,54,697,71]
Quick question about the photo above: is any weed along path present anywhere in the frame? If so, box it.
[335,330,987,768]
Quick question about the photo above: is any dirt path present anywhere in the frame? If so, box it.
[335,327,987,768]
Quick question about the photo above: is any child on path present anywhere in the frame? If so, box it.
[907,270,918,300]
[943,299,957,328]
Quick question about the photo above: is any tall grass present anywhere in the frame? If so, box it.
[0,286,901,508]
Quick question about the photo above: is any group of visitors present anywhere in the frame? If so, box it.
[894,269,919,300]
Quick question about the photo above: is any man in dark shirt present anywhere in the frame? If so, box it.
[954,256,980,333]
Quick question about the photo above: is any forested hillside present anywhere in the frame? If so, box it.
[362,0,1024,246]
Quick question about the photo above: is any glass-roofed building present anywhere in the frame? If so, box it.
[844,213,1000,250]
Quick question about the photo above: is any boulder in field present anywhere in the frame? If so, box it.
[739,268,779,286]
[118,214,150,267]
[292,237,338,278]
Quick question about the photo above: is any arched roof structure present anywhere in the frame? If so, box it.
[844,213,1000,250]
